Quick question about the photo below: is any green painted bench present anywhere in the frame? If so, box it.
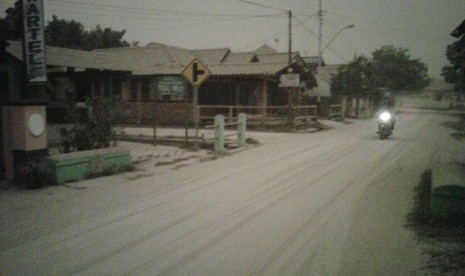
[45,147,132,184]
[431,162,465,217]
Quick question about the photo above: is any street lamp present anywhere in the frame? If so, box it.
[319,24,354,66]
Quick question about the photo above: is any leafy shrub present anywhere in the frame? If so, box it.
[62,96,123,152]
[16,160,52,189]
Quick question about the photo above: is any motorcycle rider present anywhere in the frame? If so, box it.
[377,108,396,131]
[378,96,396,131]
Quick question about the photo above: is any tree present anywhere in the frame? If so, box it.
[45,15,87,49]
[370,45,429,92]
[1,0,22,41]
[46,16,131,50]
[1,1,133,50]
[0,0,22,55]
[82,25,130,50]
[331,55,372,98]
[443,20,465,93]
[331,55,375,117]
[331,45,430,98]
[441,65,459,84]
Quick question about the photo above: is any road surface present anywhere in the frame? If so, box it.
[1,109,462,275]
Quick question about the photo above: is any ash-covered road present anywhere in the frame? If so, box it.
[1,109,461,275]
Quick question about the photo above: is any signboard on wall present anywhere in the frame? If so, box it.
[156,76,186,101]
[279,73,300,87]
[22,0,47,84]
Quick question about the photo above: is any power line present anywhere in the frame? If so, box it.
[46,7,284,22]
[293,15,348,62]
[234,0,287,13]
[237,13,318,51]
[47,0,284,19]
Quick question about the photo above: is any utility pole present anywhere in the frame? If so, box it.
[288,9,292,65]
[318,0,323,69]
[287,10,295,131]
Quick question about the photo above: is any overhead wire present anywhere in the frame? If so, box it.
[46,7,284,22]
[234,0,287,13]
[237,12,318,51]
[46,0,285,20]
[293,15,349,62]
[44,0,347,62]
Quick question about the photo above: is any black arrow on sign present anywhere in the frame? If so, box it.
[193,62,205,82]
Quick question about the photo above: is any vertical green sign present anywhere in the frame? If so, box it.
[22,0,47,84]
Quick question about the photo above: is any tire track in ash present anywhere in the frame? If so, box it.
[260,113,432,275]
[126,140,379,275]
[1,142,323,258]
[60,140,360,275]
[261,141,413,275]
[1,142,331,275]
[60,140,366,276]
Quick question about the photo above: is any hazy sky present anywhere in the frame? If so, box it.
[2,0,464,78]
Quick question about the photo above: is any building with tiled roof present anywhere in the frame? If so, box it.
[3,41,319,125]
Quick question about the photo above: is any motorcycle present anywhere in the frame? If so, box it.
[377,111,393,140]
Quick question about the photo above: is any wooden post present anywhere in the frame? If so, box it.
[136,80,142,124]
[288,88,295,131]
[152,100,157,146]
[341,96,346,121]
[184,86,189,147]
[229,106,233,122]
[193,86,199,148]
[262,79,268,123]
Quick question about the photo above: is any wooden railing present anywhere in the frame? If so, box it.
[328,104,343,120]
[198,105,317,124]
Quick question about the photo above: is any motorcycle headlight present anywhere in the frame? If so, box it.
[379,112,391,122]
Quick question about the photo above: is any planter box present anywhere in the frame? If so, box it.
[45,147,131,184]
[431,162,465,217]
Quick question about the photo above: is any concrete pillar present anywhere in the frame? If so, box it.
[1,106,48,180]
[237,113,246,147]
[214,114,225,153]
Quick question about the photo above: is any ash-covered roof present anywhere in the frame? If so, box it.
[6,41,316,78]
[6,40,130,72]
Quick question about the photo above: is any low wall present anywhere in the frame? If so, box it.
[45,147,131,184]
[431,162,465,217]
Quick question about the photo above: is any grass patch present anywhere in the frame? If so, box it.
[406,170,465,274]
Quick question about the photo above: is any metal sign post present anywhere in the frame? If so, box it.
[182,58,211,147]
[192,86,200,147]
[280,73,300,132]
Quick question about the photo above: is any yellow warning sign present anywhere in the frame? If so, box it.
[182,58,211,87]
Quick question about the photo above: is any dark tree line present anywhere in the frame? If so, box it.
[1,0,135,51]
[331,45,430,100]
[442,20,465,94]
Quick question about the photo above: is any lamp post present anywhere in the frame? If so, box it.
[320,24,354,61]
